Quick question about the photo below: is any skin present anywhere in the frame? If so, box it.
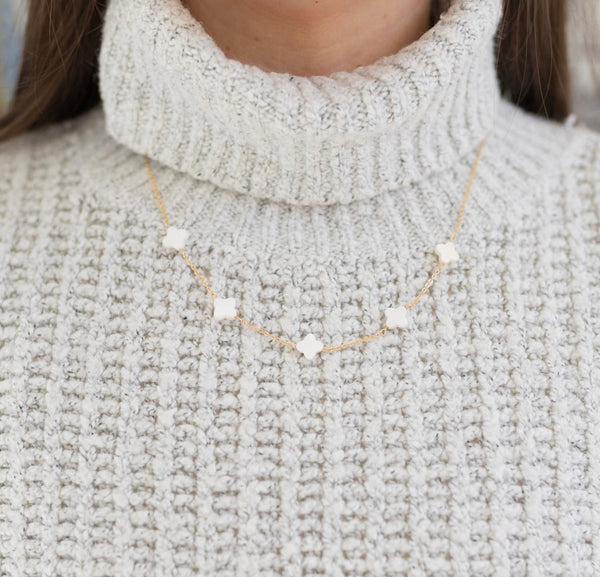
[181,0,434,76]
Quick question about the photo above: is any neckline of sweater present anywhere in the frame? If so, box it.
[98,0,503,206]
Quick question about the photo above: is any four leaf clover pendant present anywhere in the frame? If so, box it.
[162,226,461,359]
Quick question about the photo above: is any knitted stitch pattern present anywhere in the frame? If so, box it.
[1,0,599,575]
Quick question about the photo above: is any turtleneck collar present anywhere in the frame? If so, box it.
[98,0,503,206]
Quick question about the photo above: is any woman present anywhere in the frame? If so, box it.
[0,0,599,575]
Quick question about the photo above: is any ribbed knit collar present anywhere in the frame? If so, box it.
[98,0,503,206]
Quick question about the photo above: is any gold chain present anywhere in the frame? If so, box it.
[143,133,488,354]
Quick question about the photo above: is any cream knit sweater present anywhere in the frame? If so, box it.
[1,0,600,575]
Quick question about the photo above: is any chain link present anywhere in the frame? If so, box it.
[143,132,488,353]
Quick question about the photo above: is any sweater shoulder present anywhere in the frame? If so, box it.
[0,106,121,275]
[493,99,600,211]
[0,105,108,202]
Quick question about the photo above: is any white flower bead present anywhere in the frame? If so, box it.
[296,333,324,359]
[435,241,459,264]
[162,227,189,250]
[384,306,409,329]
[213,297,237,321]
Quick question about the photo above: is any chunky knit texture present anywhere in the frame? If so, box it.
[1,0,600,575]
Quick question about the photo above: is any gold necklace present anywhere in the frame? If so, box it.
[143,133,488,359]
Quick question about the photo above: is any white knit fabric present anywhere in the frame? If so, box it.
[99,0,501,205]
[1,0,600,574]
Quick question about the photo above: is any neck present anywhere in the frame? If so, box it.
[181,0,433,76]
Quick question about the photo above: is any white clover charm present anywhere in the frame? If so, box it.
[384,306,409,329]
[296,333,324,360]
[162,226,189,250]
[435,241,459,265]
[213,297,237,321]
